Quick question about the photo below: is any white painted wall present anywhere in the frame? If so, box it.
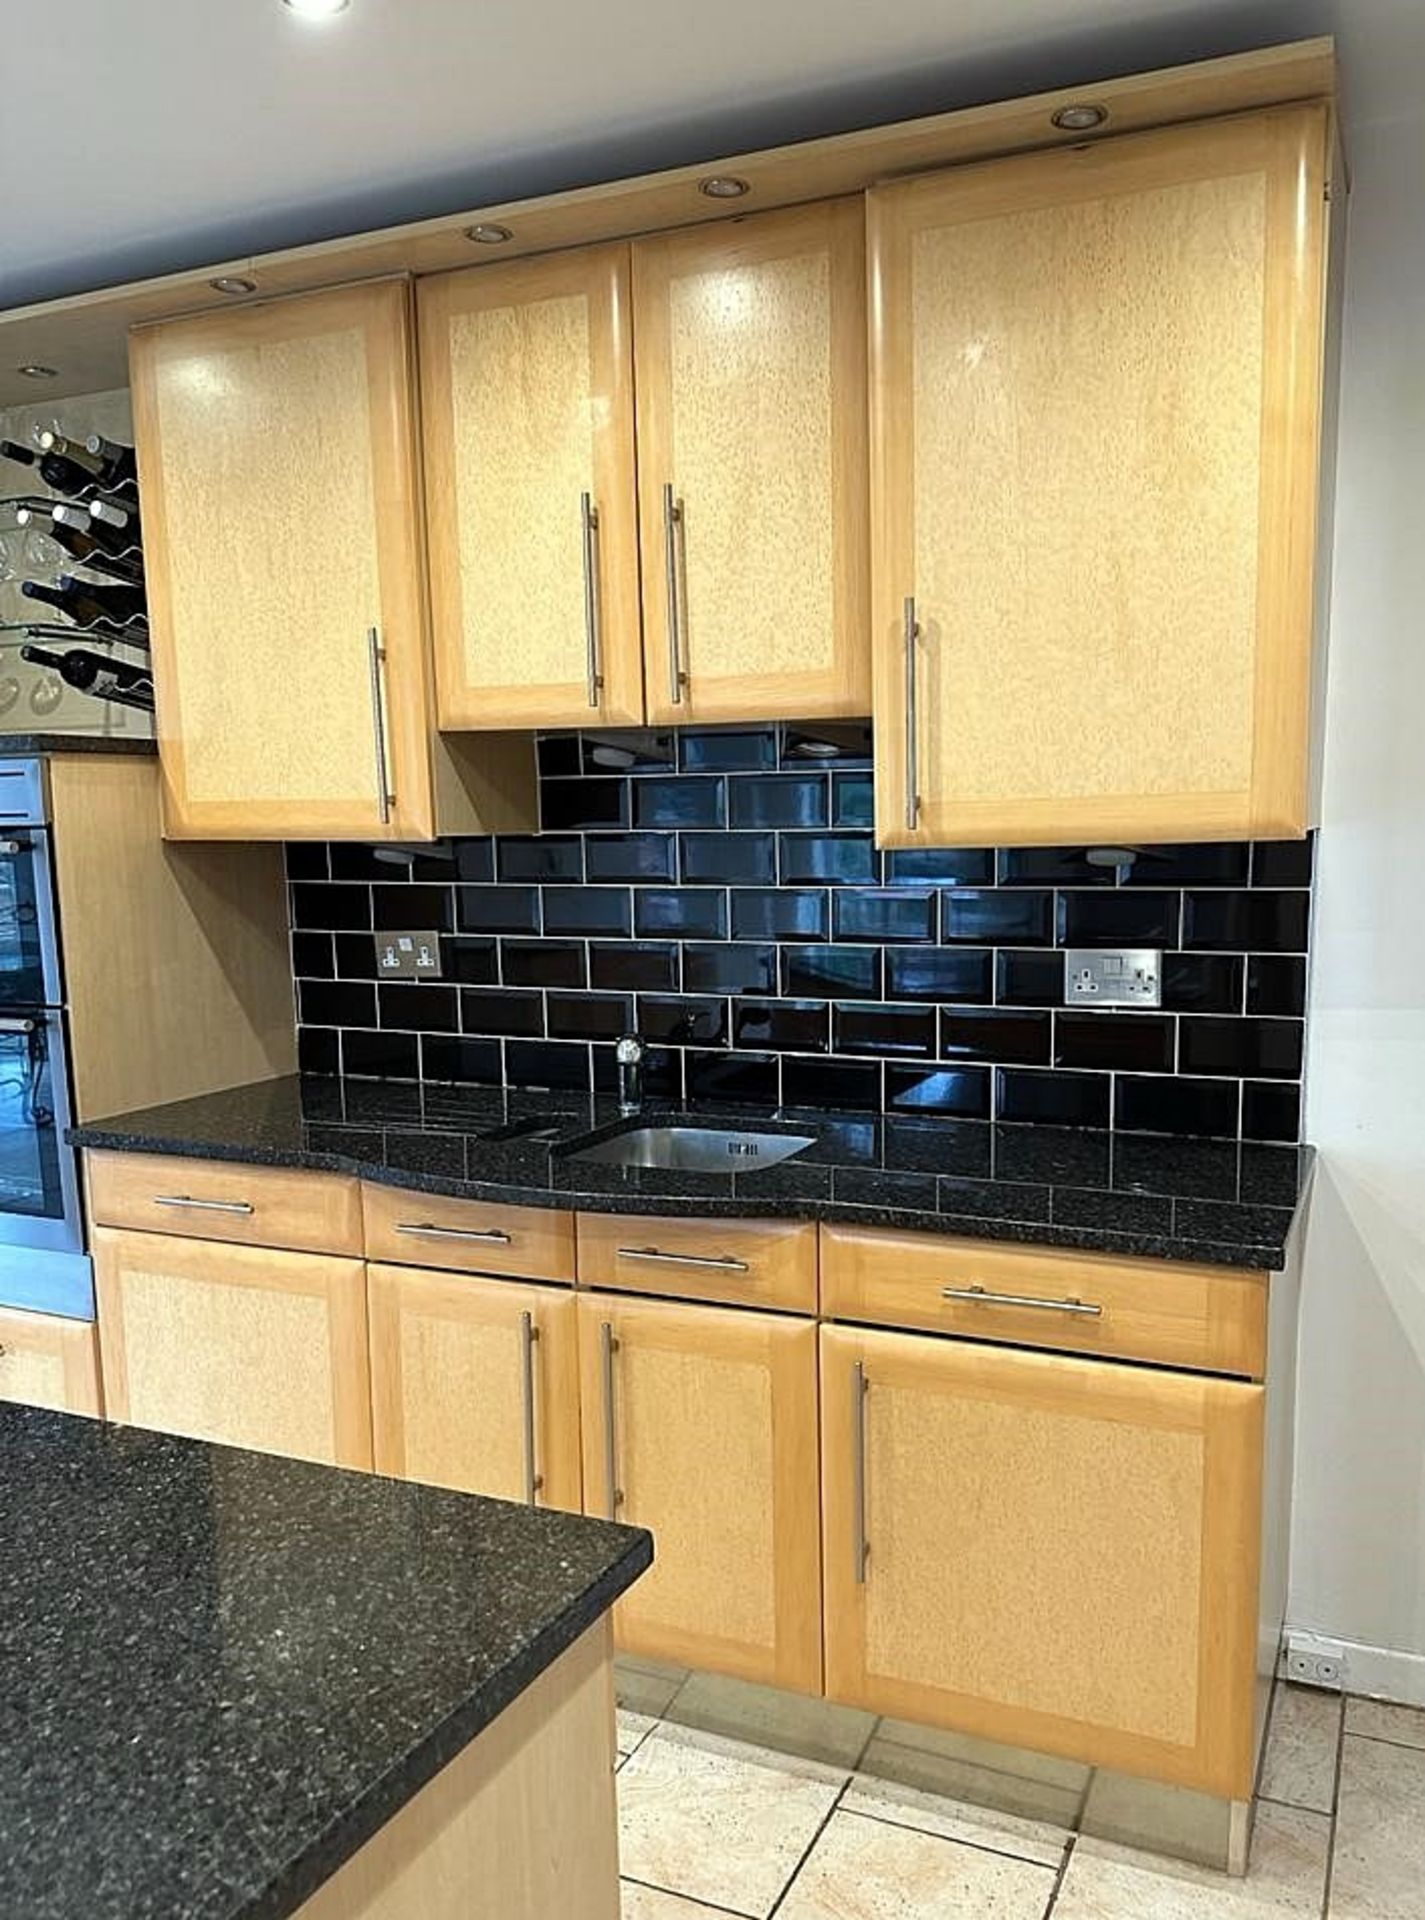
[1291,101,1425,1697]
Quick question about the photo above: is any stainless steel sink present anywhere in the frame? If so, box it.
[566,1124,816,1174]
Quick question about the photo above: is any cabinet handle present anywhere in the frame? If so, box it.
[519,1310,542,1507]
[0,1017,36,1034]
[903,595,921,832]
[153,1195,254,1216]
[599,1320,623,1519]
[394,1223,512,1246]
[616,1245,750,1274]
[942,1284,1103,1318]
[662,483,687,707]
[366,625,394,826]
[581,491,604,710]
[852,1360,869,1586]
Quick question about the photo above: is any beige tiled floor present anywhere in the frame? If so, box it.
[616,1673,1425,1917]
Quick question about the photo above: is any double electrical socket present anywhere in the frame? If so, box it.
[1063,947,1162,1007]
[1283,1631,1348,1690]
[376,932,443,979]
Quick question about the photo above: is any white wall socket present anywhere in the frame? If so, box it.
[1283,1631,1348,1690]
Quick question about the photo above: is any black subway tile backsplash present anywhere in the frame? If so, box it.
[289,726,1314,1145]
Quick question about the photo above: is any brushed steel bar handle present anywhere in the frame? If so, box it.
[903,596,920,832]
[154,1195,254,1216]
[852,1360,869,1586]
[367,625,393,826]
[662,483,687,707]
[519,1310,542,1507]
[617,1245,750,1274]
[395,1223,512,1246]
[581,491,603,710]
[0,840,21,855]
[600,1320,623,1518]
[0,1017,36,1034]
[942,1284,1103,1318]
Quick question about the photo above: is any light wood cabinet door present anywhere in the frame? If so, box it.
[0,1306,103,1417]
[94,1227,372,1467]
[368,1263,581,1509]
[870,105,1332,847]
[577,1293,821,1692]
[821,1324,1263,1797]
[418,246,643,729]
[633,199,869,723]
[131,280,439,841]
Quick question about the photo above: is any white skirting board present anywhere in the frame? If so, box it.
[1282,1627,1425,1708]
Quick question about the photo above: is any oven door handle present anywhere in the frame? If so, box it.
[0,1017,36,1034]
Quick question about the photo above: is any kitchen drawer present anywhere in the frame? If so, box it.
[86,1151,362,1256]
[362,1184,575,1283]
[821,1226,1266,1378]
[0,1306,103,1417]
[576,1213,817,1313]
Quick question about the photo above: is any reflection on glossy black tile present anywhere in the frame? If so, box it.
[681,832,775,885]
[636,994,729,1046]
[592,1040,681,1103]
[782,1056,880,1113]
[542,887,632,936]
[590,941,678,991]
[536,735,581,779]
[887,947,993,1004]
[547,992,632,1041]
[1252,838,1314,886]
[782,945,880,1000]
[298,979,375,1029]
[683,943,777,994]
[291,931,333,980]
[728,774,827,828]
[460,988,545,1037]
[456,886,539,934]
[452,841,495,883]
[1246,955,1306,1016]
[1054,1011,1175,1072]
[1121,844,1250,886]
[1243,1080,1302,1142]
[582,729,675,774]
[1058,890,1180,947]
[635,776,725,828]
[940,1008,1051,1065]
[297,1026,339,1074]
[342,1029,419,1079]
[291,883,372,932]
[780,832,877,886]
[379,982,458,1032]
[831,773,873,827]
[685,1049,779,1105]
[1116,1075,1239,1138]
[442,936,498,985]
[679,728,776,772]
[733,999,828,1053]
[1162,952,1245,1013]
[373,883,454,933]
[780,721,873,766]
[731,888,827,941]
[584,834,675,883]
[506,1039,591,1092]
[1179,1015,1303,1079]
[501,939,586,989]
[887,847,995,885]
[334,932,383,980]
[834,1002,936,1058]
[420,1034,501,1086]
[996,1069,1110,1128]
[286,843,329,881]
[995,949,1065,1007]
[540,776,629,831]
[833,890,937,944]
[328,844,396,882]
[1183,891,1310,952]
[634,889,728,939]
[496,836,582,883]
[885,1066,991,1119]
[944,889,1053,945]
[998,848,1113,887]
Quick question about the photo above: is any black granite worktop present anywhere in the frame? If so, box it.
[72,1074,1313,1269]
[0,731,155,754]
[0,1403,649,1920]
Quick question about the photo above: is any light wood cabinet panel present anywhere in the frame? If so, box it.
[633,199,869,723]
[577,1293,821,1692]
[363,1183,575,1281]
[88,1150,362,1255]
[130,278,534,842]
[575,1212,817,1313]
[94,1226,372,1467]
[418,246,643,728]
[870,105,1332,847]
[0,1306,103,1417]
[368,1263,581,1508]
[821,1323,1263,1797]
[821,1226,1267,1377]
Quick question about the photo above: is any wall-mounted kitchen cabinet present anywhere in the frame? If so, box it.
[870,104,1334,848]
[131,278,535,841]
[417,246,644,729]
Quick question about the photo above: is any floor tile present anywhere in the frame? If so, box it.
[617,1654,690,1719]
[1343,1694,1425,1750]
[619,1708,660,1759]
[667,1671,875,1770]
[1258,1682,1341,1811]
[1330,1731,1425,1918]
[617,1723,846,1918]
[776,1807,1056,1918]
[842,1767,1069,1867]
[621,1882,743,1918]
[1054,1801,1329,1917]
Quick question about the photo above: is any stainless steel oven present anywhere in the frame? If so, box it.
[0,759,90,1318]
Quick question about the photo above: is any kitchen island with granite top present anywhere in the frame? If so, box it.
[0,1402,650,1920]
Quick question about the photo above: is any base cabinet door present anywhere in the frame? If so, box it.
[368,1263,581,1509]
[821,1323,1264,1797]
[0,1306,103,1417]
[577,1293,821,1693]
[94,1227,372,1467]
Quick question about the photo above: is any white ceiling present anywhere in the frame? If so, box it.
[3,0,1421,311]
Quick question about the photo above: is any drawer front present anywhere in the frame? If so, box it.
[86,1150,362,1255]
[577,1213,817,1313]
[0,1306,103,1417]
[363,1184,575,1282]
[821,1226,1266,1377]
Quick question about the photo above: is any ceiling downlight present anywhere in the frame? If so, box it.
[210,276,258,296]
[698,176,751,200]
[16,364,58,380]
[1051,103,1109,131]
[466,224,513,245]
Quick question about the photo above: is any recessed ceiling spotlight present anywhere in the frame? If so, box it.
[698,176,751,200]
[16,364,58,380]
[282,0,350,16]
[466,224,513,245]
[210,275,258,296]
[1051,103,1108,131]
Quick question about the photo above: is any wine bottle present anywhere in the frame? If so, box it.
[49,504,144,578]
[20,644,154,713]
[17,506,144,588]
[20,576,149,637]
[0,436,105,500]
[83,433,139,490]
[86,494,141,537]
[36,430,105,480]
